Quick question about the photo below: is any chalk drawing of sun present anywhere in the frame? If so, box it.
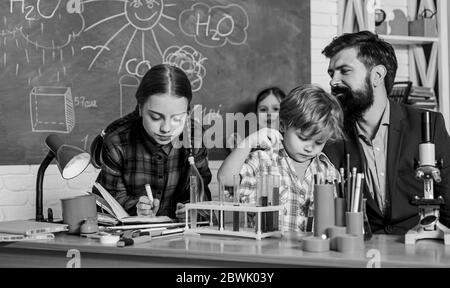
[82,0,176,75]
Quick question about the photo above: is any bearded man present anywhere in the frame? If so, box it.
[322,31,450,235]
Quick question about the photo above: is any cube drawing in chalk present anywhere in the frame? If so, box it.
[30,86,75,133]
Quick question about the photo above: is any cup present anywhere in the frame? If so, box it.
[313,184,335,237]
[302,235,330,252]
[334,198,346,226]
[327,226,346,251]
[346,211,364,236]
[336,234,364,253]
[61,194,97,234]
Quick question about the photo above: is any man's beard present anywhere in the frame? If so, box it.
[332,75,374,126]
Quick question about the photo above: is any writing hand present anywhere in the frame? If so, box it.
[136,196,160,216]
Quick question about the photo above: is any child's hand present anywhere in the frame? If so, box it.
[175,202,186,221]
[136,196,160,216]
[239,127,283,149]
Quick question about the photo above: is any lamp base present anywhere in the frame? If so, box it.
[405,221,450,245]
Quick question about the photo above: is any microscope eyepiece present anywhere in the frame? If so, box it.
[422,111,431,143]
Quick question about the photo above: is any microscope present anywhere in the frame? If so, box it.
[405,111,450,245]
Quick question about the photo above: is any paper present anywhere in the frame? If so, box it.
[0,220,68,236]
[93,182,173,224]
[0,232,55,242]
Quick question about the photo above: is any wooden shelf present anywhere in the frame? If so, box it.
[379,34,439,45]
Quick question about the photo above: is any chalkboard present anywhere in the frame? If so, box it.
[0,0,310,164]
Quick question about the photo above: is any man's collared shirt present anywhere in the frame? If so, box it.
[238,148,338,232]
[355,101,390,215]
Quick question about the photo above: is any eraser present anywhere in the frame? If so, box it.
[336,234,364,253]
[100,234,120,244]
[303,236,330,252]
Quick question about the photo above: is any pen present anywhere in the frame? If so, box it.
[117,235,152,247]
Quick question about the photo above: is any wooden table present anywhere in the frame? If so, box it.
[1,232,450,268]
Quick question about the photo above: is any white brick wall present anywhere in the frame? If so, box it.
[311,0,339,90]
[0,0,413,221]
[0,161,221,221]
[0,164,100,221]
[310,0,411,88]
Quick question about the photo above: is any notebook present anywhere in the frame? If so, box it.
[0,220,68,236]
[93,182,173,224]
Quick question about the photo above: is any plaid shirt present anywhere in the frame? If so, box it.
[94,116,212,218]
[238,148,338,232]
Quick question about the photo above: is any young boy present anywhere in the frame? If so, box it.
[217,84,344,232]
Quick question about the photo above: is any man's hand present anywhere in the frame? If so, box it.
[136,196,160,216]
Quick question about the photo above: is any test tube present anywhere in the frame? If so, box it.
[233,175,240,231]
[218,175,225,204]
[261,174,269,233]
[272,175,280,231]
[189,176,198,228]
[233,175,240,204]
[255,175,262,206]
[266,175,274,232]
[218,176,225,231]
[362,198,372,241]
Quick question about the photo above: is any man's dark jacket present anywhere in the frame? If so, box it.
[324,100,450,234]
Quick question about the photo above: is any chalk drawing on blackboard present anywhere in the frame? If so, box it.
[119,74,139,117]
[81,45,110,52]
[179,3,248,48]
[125,57,151,78]
[163,45,206,92]
[0,26,21,40]
[11,0,85,49]
[83,0,176,73]
[29,86,75,133]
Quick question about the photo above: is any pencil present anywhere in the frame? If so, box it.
[351,167,357,211]
[346,154,351,210]
[353,173,362,212]
[339,168,345,199]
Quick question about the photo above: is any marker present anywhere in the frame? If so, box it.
[117,235,152,247]
[145,184,154,206]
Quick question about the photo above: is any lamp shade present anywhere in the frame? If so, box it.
[45,135,90,179]
[36,135,91,221]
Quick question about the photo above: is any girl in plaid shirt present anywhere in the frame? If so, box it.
[218,85,344,232]
[93,64,212,220]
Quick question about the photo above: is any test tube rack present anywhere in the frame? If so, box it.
[184,201,283,240]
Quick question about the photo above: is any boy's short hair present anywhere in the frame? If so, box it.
[280,84,344,142]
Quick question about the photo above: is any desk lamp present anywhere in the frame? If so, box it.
[36,134,91,222]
